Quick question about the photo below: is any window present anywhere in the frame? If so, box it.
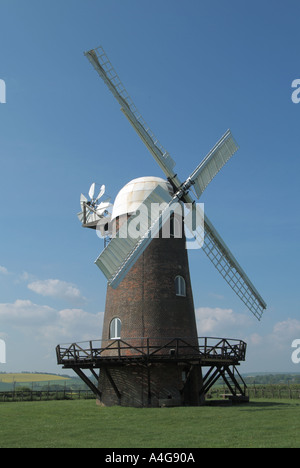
[175,275,186,297]
[109,318,122,339]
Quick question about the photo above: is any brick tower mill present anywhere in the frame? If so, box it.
[56,46,267,407]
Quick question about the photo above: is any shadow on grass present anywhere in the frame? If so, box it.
[249,401,287,406]
[240,400,298,411]
[205,399,297,410]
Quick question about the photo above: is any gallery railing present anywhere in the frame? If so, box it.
[56,336,247,366]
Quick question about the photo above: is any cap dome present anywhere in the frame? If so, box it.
[112,176,174,221]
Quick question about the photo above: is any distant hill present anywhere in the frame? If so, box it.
[2,371,299,391]
[0,372,90,391]
[0,373,69,384]
[242,373,300,385]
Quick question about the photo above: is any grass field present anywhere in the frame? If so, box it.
[0,373,69,384]
[1,399,300,448]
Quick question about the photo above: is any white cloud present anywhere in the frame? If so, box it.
[17,271,36,283]
[0,298,103,346]
[0,300,55,326]
[27,279,85,303]
[50,308,103,342]
[0,269,86,304]
[0,266,9,275]
[239,317,300,372]
[193,309,300,372]
[248,318,300,351]
[248,333,263,346]
[195,307,252,337]
[273,318,300,339]
[0,297,104,372]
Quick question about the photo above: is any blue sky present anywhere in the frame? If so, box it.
[0,0,300,374]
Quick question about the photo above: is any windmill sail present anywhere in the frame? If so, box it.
[202,215,267,320]
[95,185,174,288]
[86,45,267,320]
[169,199,266,320]
[188,130,239,198]
[85,47,176,179]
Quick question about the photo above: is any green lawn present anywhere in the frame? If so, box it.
[1,399,300,448]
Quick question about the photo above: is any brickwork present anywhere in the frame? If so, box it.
[98,362,204,407]
[98,229,204,406]
[102,235,198,343]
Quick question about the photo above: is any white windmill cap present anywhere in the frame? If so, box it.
[111,176,174,221]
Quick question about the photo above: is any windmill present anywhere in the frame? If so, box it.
[77,182,113,239]
[56,46,266,407]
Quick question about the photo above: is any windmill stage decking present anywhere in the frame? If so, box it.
[56,336,248,405]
